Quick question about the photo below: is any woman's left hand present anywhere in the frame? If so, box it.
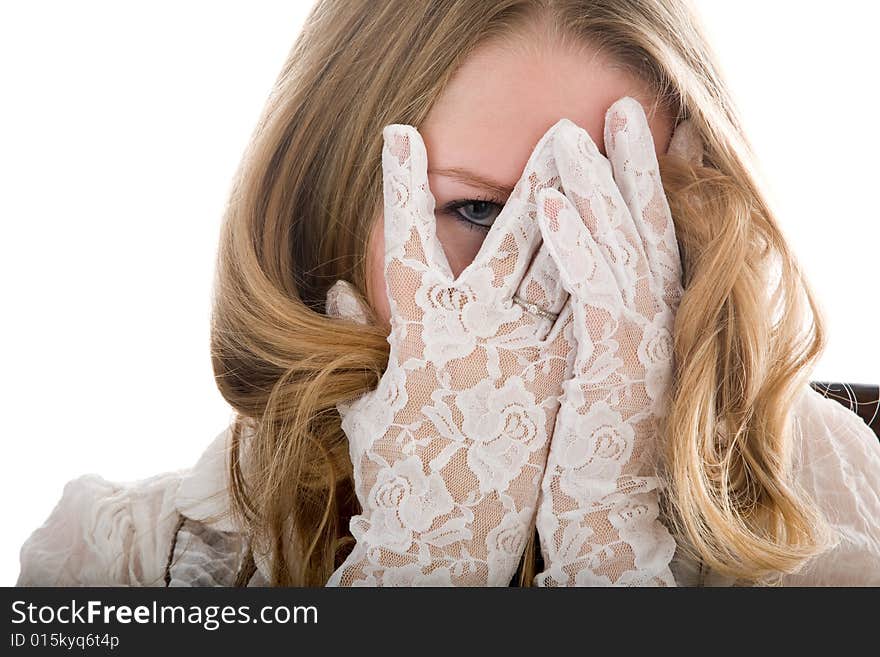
[531,97,698,586]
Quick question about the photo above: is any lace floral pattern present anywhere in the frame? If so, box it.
[325,97,700,586]
[325,118,578,586]
[531,98,682,586]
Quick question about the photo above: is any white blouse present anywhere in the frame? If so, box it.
[15,384,880,586]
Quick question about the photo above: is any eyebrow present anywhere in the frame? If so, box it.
[428,167,514,197]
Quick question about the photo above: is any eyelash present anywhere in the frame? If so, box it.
[439,195,506,232]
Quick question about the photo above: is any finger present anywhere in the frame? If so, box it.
[513,123,574,330]
[514,240,569,340]
[523,298,577,401]
[458,118,567,304]
[325,279,371,418]
[536,186,666,395]
[534,187,622,317]
[551,119,648,304]
[536,297,576,376]
[536,188,633,385]
[381,124,454,289]
[325,279,371,325]
[667,118,704,167]
[603,97,683,305]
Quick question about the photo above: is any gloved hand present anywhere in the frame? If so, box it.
[531,97,703,585]
[324,119,577,585]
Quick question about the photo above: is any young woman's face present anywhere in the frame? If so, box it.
[365,36,676,328]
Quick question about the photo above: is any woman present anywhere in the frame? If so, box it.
[16,0,880,587]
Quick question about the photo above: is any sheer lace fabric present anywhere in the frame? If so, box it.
[326,118,578,586]
[325,97,685,586]
[14,387,880,586]
[530,98,680,586]
[14,97,880,587]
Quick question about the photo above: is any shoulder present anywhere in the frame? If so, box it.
[790,384,880,494]
[16,426,245,587]
[781,384,880,584]
[672,384,880,587]
[166,425,272,586]
[173,425,238,531]
[16,469,186,586]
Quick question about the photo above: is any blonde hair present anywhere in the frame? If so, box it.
[210,0,833,586]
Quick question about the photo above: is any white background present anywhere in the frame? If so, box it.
[2,1,877,585]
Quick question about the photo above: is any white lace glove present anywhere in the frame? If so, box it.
[531,97,701,586]
[323,120,578,586]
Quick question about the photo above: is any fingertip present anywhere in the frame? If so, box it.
[535,185,565,205]
[535,186,574,237]
[667,119,704,167]
[533,188,580,292]
[382,123,429,170]
[550,121,605,199]
[325,279,370,325]
[604,96,651,159]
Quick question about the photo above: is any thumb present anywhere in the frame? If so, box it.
[325,279,370,325]
[667,118,704,167]
[325,279,371,420]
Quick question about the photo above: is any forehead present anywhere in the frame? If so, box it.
[419,39,673,191]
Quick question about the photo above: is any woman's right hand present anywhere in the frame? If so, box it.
[324,120,576,586]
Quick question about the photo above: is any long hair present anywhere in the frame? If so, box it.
[210,0,833,586]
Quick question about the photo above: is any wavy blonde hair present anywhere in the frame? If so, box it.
[210,0,834,586]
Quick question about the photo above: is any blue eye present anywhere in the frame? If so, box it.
[440,197,505,232]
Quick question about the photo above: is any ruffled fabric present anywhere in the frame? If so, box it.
[166,516,249,587]
[781,384,880,584]
[16,426,273,587]
[170,425,273,585]
[670,384,880,585]
[174,426,238,533]
[16,470,185,586]
[16,383,880,586]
